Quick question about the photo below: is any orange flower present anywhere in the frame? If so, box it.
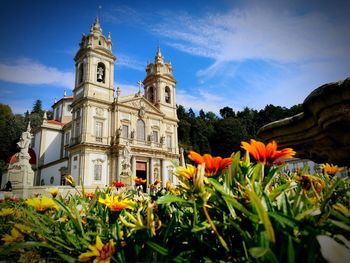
[241,139,295,165]
[188,151,232,176]
[134,177,147,185]
[112,181,125,188]
[85,192,95,200]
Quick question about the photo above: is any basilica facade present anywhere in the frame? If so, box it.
[31,17,179,188]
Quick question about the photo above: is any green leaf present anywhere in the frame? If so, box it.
[295,208,321,220]
[251,163,263,183]
[249,247,269,258]
[249,247,279,263]
[146,241,169,256]
[329,219,350,231]
[264,164,285,191]
[287,236,295,263]
[222,195,259,222]
[208,178,228,195]
[247,188,275,243]
[156,194,188,205]
[268,212,298,228]
[191,221,210,232]
[269,183,293,202]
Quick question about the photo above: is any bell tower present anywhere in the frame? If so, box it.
[73,16,116,103]
[143,47,177,120]
[70,17,116,146]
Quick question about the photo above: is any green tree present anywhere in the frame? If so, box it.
[0,104,26,172]
[211,117,248,157]
[32,100,44,115]
[219,106,235,119]
[30,100,44,130]
[177,105,191,149]
[236,107,259,138]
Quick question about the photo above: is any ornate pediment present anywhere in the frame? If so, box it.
[118,96,164,116]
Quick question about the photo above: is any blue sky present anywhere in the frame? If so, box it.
[0,0,349,115]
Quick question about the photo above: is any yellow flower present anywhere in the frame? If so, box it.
[46,188,60,198]
[1,228,24,244]
[0,208,14,216]
[65,175,76,187]
[320,163,343,176]
[25,195,59,211]
[78,236,115,263]
[175,164,197,180]
[14,223,31,234]
[166,181,181,195]
[333,203,350,217]
[99,194,135,212]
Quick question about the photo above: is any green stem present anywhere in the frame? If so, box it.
[202,204,229,251]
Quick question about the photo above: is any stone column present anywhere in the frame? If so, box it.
[132,156,136,177]
[79,151,86,186]
[161,159,166,187]
[109,154,115,185]
[149,158,154,184]
[116,154,121,181]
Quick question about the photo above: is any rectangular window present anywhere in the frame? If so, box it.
[122,125,129,138]
[166,135,172,148]
[153,130,158,142]
[65,132,70,145]
[94,164,102,181]
[55,107,60,120]
[95,121,103,142]
[75,120,80,137]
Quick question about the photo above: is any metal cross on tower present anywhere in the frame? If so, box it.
[137,80,143,93]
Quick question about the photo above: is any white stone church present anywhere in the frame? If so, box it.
[30,17,179,188]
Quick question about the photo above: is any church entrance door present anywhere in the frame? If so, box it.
[136,162,147,192]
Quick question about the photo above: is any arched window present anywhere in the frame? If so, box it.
[165,86,171,104]
[148,86,154,103]
[78,63,84,84]
[97,62,106,83]
[136,119,145,141]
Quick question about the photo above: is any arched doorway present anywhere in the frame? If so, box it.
[136,161,147,192]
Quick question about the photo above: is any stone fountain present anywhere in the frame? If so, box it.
[258,77,350,166]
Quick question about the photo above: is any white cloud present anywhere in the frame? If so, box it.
[115,82,141,96]
[150,2,350,110]
[117,54,145,71]
[177,89,233,114]
[0,58,74,89]
[154,5,350,64]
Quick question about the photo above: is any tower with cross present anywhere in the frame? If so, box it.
[28,17,179,193]
[143,47,177,120]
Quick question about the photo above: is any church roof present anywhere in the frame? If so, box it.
[52,96,73,108]
[47,120,65,125]
[118,95,164,116]
[7,148,36,165]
